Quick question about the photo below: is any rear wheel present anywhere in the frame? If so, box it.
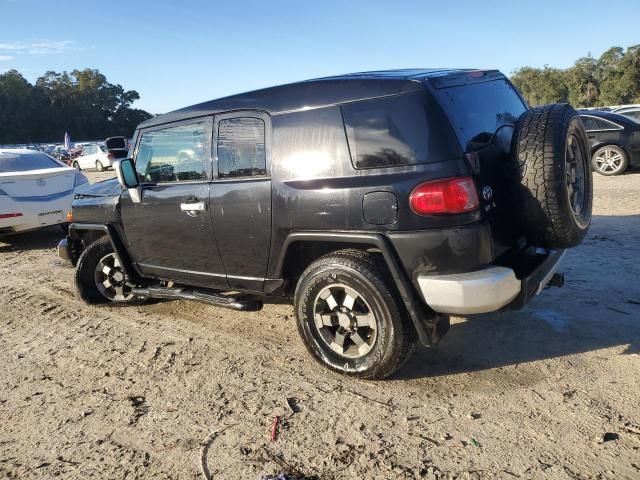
[294,249,416,379]
[95,160,104,172]
[75,237,140,305]
[510,103,593,249]
[592,145,628,176]
[72,161,80,169]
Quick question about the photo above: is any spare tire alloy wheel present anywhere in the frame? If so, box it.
[313,284,377,358]
[592,146,628,176]
[510,104,593,249]
[95,252,135,301]
[566,134,587,216]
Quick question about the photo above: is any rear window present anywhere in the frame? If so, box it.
[341,92,461,169]
[0,152,62,173]
[438,79,527,152]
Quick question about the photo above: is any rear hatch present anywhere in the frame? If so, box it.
[105,136,129,161]
[426,73,528,251]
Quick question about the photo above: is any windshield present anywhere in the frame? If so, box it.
[0,152,62,173]
[437,79,527,152]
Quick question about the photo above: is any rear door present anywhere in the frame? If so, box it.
[210,112,272,292]
[120,118,228,288]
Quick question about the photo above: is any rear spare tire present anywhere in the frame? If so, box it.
[510,104,592,249]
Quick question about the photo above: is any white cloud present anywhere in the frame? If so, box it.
[0,55,13,61]
[0,40,74,55]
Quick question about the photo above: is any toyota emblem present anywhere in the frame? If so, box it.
[37,178,46,187]
[482,185,493,201]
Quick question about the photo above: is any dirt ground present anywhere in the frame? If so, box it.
[1,169,639,480]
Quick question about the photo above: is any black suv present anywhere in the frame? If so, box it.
[58,69,593,379]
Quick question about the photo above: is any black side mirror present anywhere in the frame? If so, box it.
[115,158,139,189]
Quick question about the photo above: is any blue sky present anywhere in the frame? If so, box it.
[1,0,639,113]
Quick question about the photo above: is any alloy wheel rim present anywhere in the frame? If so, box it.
[94,253,134,301]
[565,134,586,216]
[594,147,623,174]
[313,284,377,359]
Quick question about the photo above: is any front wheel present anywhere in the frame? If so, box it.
[592,145,628,176]
[294,249,416,379]
[75,237,141,305]
[95,160,104,172]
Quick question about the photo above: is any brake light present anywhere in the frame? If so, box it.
[0,213,23,219]
[107,153,114,161]
[409,177,479,215]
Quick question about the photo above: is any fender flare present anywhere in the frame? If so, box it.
[69,223,143,283]
[276,232,448,346]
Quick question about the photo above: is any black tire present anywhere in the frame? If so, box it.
[95,160,104,172]
[294,249,416,380]
[72,161,80,170]
[75,237,142,306]
[510,104,593,249]
[591,145,629,176]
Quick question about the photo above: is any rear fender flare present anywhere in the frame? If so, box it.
[276,232,448,346]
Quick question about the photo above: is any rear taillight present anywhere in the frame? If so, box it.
[0,213,23,220]
[107,153,114,161]
[409,176,479,215]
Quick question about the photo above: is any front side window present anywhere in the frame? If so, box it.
[217,117,266,178]
[135,122,208,183]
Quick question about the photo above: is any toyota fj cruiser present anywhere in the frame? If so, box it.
[58,69,593,379]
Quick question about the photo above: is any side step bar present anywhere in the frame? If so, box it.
[131,286,263,312]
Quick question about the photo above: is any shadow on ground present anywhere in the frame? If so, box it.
[0,226,64,252]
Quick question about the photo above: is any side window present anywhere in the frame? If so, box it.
[135,122,208,183]
[341,92,461,169]
[217,117,266,178]
[581,117,597,131]
[596,118,622,130]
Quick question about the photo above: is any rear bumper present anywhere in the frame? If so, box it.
[418,249,566,315]
[0,192,74,233]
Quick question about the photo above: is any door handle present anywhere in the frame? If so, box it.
[180,202,207,213]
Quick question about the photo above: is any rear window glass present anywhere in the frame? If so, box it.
[217,117,266,178]
[0,152,62,173]
[438,79,527,152]
[341,92,461,169]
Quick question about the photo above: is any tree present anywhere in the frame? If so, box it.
[511,66,569,105]
[0,68,152,144]
[511,45,640,108]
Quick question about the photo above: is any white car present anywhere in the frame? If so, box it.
[0,149,89,234]
[72,144,112,171]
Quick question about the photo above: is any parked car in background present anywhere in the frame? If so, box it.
[579,111,640,175]
[51,145,71,164]
[72,144,112,171]
[0,149,88,234]
[611,105,640,123]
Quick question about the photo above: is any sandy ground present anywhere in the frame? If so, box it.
[1,169,639,479]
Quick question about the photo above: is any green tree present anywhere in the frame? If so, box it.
[0,68,152,144]
[511,66,569,105]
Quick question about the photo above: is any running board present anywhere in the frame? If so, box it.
[131,286,263,311]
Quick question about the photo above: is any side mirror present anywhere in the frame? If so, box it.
[115,158,142,203]
[115,158,138,188]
